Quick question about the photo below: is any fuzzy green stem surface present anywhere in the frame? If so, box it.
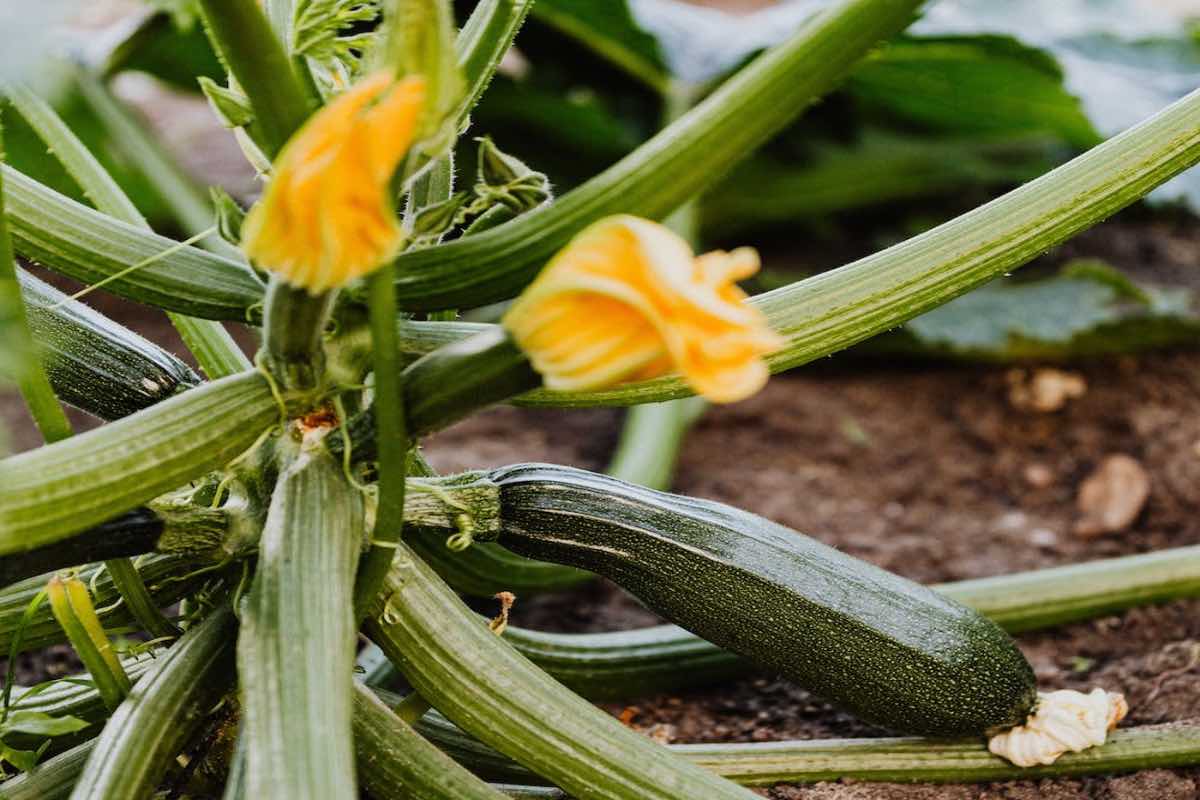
[365,543,759,800]
[196,0,310,157]
[383,0,925,310]
[354,266,409,618]
[238,443,362,799]
[69,607,236,800]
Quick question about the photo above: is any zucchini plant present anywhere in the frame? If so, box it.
[1,0,1199,796]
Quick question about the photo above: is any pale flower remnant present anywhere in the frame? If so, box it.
[241,71,426,293]
[503,215,783,403]
[988,688,1128,767]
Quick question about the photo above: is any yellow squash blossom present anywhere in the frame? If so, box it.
[502,215,783,403]
[241,71,426,293]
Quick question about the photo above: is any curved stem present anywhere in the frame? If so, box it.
[195,0,310,157]
[417,712,1200,786]
[353,266,409,618]
[0,371,283,552]
[353,683,510,800]
[365,543,759,800]
[382,0,926,310]
[238,444,362,799]
[70,607,237,800]
[0,557,200,656]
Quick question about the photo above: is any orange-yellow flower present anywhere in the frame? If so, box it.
[502,215,783,403]
[241,71,426,293]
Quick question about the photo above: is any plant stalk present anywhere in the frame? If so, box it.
[69,607,237,800]
[364,543,759,800]
[353,266,409,618]
[195,0,311,157]
[238,441,362,799]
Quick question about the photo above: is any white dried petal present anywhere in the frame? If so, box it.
[988,688,1128,767]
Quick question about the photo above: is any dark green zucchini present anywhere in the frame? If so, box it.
[491,464,1037,737]
[18,269,200,420]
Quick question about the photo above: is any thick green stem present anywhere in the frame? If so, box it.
[101,558,179,640]
[261,280,334,391]
[0,371,284,551]
[417,712,1200,786]
[3,165,262,320]
[0,118,72,442]
[195,0,310,157]
[382,0,925,310]
[5,91,207,637]
[6,79,251,382]
[353,684,510,800]
[453,0,534,127]
[70,607,237,800]
[353,266,409,618]
[238,442,362,799]
[0,739,95,800]
[364,544,759,800]
[72,70,245,262]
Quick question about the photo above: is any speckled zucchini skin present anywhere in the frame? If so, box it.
[492,463,1037,737]
[19,269,200,420]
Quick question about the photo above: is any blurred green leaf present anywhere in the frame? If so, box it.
[866,260,1200,361]
[530,0,669,91]
[4,80,172,226]
[704,129,1058,238]
[851,36,1100,148]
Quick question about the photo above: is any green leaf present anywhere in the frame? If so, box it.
[0,743,40,773]
[530,0,670,92]
[145,0,203,30]
[874,260,1200,361]
[851,36,1100,147]
[0,711,90,738]
[916,0,1200,209]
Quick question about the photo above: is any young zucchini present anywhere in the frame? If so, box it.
[491,464,1037,737]
[18,269,200,420]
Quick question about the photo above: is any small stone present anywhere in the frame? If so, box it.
[995,510,1028,532]
[1029,528,1059,548]
[1006,368,1087,413]
[1024,462,1055,488]
[1075,454,1151,538]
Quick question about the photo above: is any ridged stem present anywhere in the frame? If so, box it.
[383,0,925,310]
[0,371,284,551]
[3,165,262,319]
[260,280,333,392]
[353,266,409,618]
[0,739,95,800]
[0,557,202,656]
[352,683,510,800]
[195,0,310,157]
[417,713,1200,786]
[238,442,362,799]
[69,607,237,800]
[453,0,534,127]
[364,543,759,800]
